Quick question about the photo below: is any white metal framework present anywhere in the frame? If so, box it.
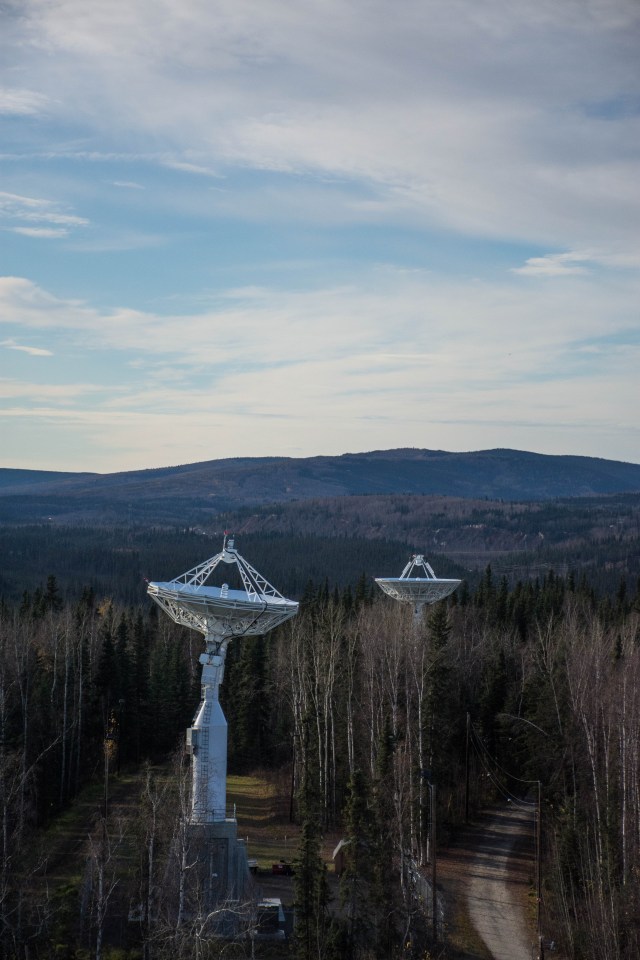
[147,535,298,823]
[375,554,461,617]
[147,535,297,640]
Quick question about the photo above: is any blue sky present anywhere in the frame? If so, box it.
[1,0,639,473]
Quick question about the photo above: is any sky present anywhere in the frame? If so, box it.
[1,0,639,474]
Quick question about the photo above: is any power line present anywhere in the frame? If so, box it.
[468,721,537,806]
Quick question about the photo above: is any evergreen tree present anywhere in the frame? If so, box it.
[131,610,151,762]
[354,573,369,609]
[339,768,382,958]
[475,564,496,613]
[148,631,194,758]
[478,647,508,750]
[45,574,63,613]
[93,602,119,727]
[422,602,455,784]
[231,635,272,771]
[114,612,133,765]
[372,715,396,957]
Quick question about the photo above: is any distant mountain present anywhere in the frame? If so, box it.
[1,448,639,525]
[0,468,94,490]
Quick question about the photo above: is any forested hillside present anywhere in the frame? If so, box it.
[1,447,639,525]
[1,485,639,608]
[1,561,639,958]
[217,491,640,591]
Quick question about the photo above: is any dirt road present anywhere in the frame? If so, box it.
[465,803,537,960]
[437,800,539,959]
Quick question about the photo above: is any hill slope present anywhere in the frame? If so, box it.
[1,448,639,525]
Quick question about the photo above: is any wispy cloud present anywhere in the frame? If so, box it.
[11,226,68,239]
[0,272,637,468]
[3,1,638,256]
[1,273,636,371]
[0,383,101,401]
[161,160,223,178]
[512,252,592,277]
[0,87,49,116]
[1,2,639,470]
[0,192,88,234]
[0,338,53,357]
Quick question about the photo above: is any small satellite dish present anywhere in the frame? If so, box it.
[375,554,460,618]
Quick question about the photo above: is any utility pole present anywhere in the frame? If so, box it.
[464,712,470,823]
[537,780,543,960]
[103,710,118,821]
[430,781,437,943]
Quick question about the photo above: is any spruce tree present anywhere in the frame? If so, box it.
[339,768,381,958]
[94,603,119,726]
[232,635,272,771]
[422,601,454,784]
[131,610,151,762]
[45,574,63,613]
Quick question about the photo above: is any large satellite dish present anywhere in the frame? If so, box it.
[147,535,299,641]
[375,554,461,618]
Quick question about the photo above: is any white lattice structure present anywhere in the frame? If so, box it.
[147,536,298,823]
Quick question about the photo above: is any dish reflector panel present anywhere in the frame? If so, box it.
[375,554,461,607]
[147,535,298,638]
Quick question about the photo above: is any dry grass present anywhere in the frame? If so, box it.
[227,773,299,868]
[228,771,340,876]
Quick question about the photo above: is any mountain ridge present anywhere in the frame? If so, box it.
[1,447,639,526]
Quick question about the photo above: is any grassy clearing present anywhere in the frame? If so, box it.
[37,769,288,884]
[227,772,341,874]
[227,773,300,869]
[227,774,278,825]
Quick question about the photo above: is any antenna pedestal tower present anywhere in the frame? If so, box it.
[188,637,230,823]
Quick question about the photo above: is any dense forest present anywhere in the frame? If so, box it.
[0,525,469,607]
[216,491,640,593]
[2,490,640,606]
[1,549,639,958]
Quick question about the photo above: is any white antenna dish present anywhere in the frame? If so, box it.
[375,554,461,619]
[147,534,298,640]
[147,535,298,824]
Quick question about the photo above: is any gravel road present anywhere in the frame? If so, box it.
[465,803,537,960]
